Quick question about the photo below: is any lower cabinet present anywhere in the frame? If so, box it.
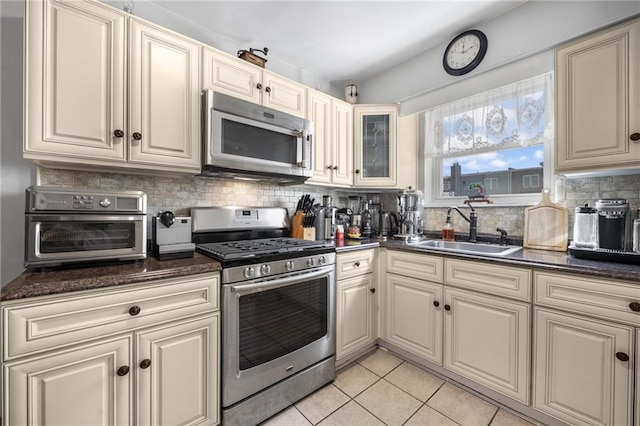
[336,249,377,365]
[2,273,221,426]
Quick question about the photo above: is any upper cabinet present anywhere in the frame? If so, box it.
[353,105,398,187]
[555,18,640,172]
[24,0,201,173]
[306,89,353,186]
[202,47,306,117]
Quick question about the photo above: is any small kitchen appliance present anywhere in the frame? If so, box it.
[322,195,337,240]
[191,207,336,426]
[395,189,425,242]
[152,211,195,260]
[572,204,598,249]
[596,199,628,250]
[24,186,147,268]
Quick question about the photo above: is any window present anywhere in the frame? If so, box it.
[423,73,553,205]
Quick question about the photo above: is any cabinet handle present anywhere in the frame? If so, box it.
[629,302,640,312]
[256,83,263,90]
[616,352,630,362]
[327,165,333,170]
[129,305,141,316]
[117,366,130,376]
[354,261,360,267]
[265,86,271,93]
[132,132,142,141]
[113,129,124,138]
[333,166,339,170]
[629,133,640,141]
[355,169,360,174]
[444,304,451,311]
[140,359,152,369]
[433,301,440,307]
[370,288,376,294]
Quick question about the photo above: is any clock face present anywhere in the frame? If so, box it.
[443,30,488,76]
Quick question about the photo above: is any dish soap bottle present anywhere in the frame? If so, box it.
[442,218,455,241]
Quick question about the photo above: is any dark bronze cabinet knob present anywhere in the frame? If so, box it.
[333,166,339,170]
[327,165,333,170]
[629,133,640,141]
[256,83,263,90]
[355,169,360,174]
[132,132,142,141]
[370,288,376,294]
[444,304,451,311]
[113,129,124,138]
[433,301,440,307]
[629,302,640,312]
[117,366,130,376]
[616,352,629,362]
[140,359,152,369]
[129,305,141,316]
[265,86,271,93]
[354,261,360,267]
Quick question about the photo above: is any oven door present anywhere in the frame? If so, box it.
[222,265,335,407]
[25,214,147,267]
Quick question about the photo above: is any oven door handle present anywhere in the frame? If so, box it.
[228,265,334,294]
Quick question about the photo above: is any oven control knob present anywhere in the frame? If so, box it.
[260,264,271,275]
[243,267,255,278]
[99,198,111,208]
[306,258,315,267]
[318,256,326,265]
[285,261,294,271]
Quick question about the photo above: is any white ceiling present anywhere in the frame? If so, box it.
[147,0,528,84]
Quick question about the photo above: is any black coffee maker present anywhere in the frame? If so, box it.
[595,199,629,250]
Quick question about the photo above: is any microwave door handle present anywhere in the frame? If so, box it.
[297,131,312,169]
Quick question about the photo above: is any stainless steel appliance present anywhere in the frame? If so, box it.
[596,199,629,250]
[151,211,195,260]
[24,186,147,268]
[191,207,336,426]
[395,189,425,242]
[201,90,313,184]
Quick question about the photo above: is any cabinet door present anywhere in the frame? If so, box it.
[24,0,126,161]
[137,314,219,426]
[444,288,530,404]
[556,19,640,171]
[354,105,398,187]
[4,336,132,426]
[332,99,354,186]
[533,308,634,426]
[129,19,201,170]
[306,90,333,184]
[201,47,262,104]
[386,273,443,364]
[262,71,307,117]
[336,274,376,362]
[636,329,640,426]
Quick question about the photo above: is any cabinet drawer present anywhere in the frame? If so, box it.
[534,271,640,326]
[445,259,531,301]
[337,249,375,280]
[385,250,443,283]
[3,273,220,361]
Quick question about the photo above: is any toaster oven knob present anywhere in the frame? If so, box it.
[260,264,271,275]
[243,267,255,279]
[318,256,326,265]
[99,198,112,208]
[285,260,294,271]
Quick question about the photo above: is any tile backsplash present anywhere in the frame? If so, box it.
[39,168,640,241]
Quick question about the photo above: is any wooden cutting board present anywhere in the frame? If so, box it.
[524,188,569,251]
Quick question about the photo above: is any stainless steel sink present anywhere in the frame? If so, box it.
[411,240,523,256]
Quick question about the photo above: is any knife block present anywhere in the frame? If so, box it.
[302,227,316,241]
[292,211,305,239]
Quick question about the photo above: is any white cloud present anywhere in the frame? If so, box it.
[490,159,508,168]
[534,149,544,159]
[518,155,528,161]
[464,159,480,171]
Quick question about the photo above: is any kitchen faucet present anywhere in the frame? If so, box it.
[447,205,477,243]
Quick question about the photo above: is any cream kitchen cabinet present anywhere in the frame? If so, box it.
[24,0,201,173]
[202,47,306,117]
[306,89,353,186]
[2,273,221,426]
[555,18,640,172]
[533,271,639,426]
[336,249,377,366]
[353,105,398,187]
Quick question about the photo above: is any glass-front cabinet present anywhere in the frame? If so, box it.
[354,105,398,187]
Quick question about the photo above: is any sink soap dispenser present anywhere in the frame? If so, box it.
[442,218,455,241]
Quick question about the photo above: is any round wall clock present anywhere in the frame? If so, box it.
[443,30,488,76]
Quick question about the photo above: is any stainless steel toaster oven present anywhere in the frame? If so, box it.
[24,186,147,268]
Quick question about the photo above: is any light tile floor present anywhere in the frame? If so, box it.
[262,348,538,426]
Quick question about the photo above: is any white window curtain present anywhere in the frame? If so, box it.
[425,72,554,157]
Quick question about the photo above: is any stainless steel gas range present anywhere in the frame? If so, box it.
[191,207,336,426]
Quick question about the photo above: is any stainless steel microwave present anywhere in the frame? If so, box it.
[201,90,313,184]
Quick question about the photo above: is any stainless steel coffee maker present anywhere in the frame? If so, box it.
[395,189,425,242]
[596,199,629,250]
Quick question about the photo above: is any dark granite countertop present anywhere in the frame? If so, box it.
[1,253,222,302]
[333,238,381,252]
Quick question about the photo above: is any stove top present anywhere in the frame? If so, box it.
[197,237,334,261]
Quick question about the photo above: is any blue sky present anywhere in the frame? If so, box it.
[442,145,544,177]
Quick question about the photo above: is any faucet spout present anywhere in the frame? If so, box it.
[447,205,478,243]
